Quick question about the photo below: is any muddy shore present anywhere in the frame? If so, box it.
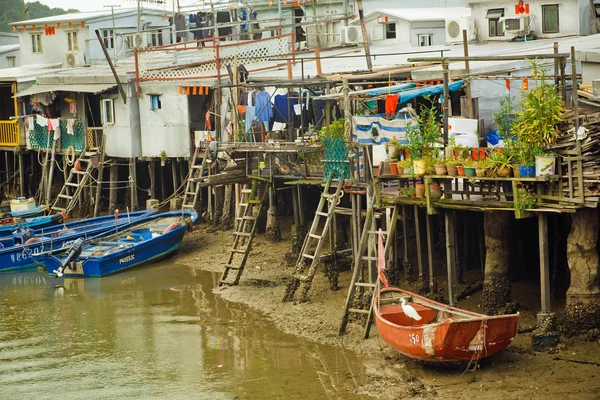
[174,221,600,399]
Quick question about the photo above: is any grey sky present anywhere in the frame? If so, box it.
[34,0,201,13]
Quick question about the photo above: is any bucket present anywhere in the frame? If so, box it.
[535,155,556,176]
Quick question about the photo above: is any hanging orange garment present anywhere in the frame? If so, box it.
[385,95,399,118]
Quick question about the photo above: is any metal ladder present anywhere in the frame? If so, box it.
[339,203,399,339]
[218,181,268,286]
[182,147,207,211]
[282,177,343,303]
[51,147,100,215]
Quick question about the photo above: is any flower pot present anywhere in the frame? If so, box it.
[476,168,485,177]
[404,165,414,175]
[464,167,476,177]
[485,168,495,177]
[389,162,399,175]
[526,165,536,178]
[535,155,556,176]
[397,164,404,176]
[457,166,465,176]
[513,164,521,178]
[415,183,426,198]
[434,164,447,175]
[519,165,528,177]
[413,160,427,176]
[429,184,443,201]
[497,166,512,177]
[447,165,458,176]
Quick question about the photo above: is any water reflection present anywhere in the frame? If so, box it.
[0,263,367,399]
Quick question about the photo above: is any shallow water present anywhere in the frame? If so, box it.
[0,263,368,400]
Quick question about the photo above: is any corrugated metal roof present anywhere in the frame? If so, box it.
[16,82,116,97]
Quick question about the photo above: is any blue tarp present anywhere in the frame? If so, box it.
[367,83,416,96]
[397,80,464,104]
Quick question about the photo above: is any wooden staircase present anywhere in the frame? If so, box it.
[218,181,268,286]
[282,177,343,303]
[182,147,207,211]
[339,203,399,339]
[51,146,103,216]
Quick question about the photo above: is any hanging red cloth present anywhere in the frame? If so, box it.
[385,94,399,118]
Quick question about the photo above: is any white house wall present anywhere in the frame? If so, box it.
[362,0,464,13]
[103,83,141,158]
[18,26,90,66]
[410,21,446,47]
[468,0,582,42]
[0,49,19,68]
[139,84,190,158]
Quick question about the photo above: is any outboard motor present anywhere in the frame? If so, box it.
[12,228,33,246]
[54,238,85,277]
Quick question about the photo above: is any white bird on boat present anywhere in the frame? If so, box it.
[400,298,422,321]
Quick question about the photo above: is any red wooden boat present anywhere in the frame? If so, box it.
[374,287,519,362]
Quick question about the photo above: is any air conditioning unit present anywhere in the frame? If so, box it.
[65,51,81,68]
[445,17,475,44]
[133,33,145,49]
[500,15,534,37]
[341,26,362,45]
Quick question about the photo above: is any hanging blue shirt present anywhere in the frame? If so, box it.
[255,91,273,122]
[273,94,290,123]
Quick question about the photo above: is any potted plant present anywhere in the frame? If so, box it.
[398,159,413,176]
[513,60,565,177]
[406,97,442,176]
[445,158,460,176]
[486,150,513,177]
[415,182,426,198]
[517,144,537,178]
[399,187,416,198]
[516,187,536,213]
[434,157,447,175]
[475,160,486,177]
[463,159,476,177]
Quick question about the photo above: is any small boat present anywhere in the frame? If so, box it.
[374,287,519,362]
[0,213,64,237]
[43,210,198,277]
[0,210,154,272]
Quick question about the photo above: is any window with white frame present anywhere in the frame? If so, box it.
[486,8,505,37]
[385,23,396,39]
[102,29,115,49]
[542,4,559,33]
[418,34,433,47]
[101,99,115,125]
[67,31,79,51]
[151,29,163,47]
[31,34,42,53]
[150,94,161,111]
[7,56,15,67]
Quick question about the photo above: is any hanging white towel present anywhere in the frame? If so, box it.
[67,119,75,135]
[51,119,61,140]
[37,115,48,127]
[26,116,34,131]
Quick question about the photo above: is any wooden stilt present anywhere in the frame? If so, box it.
[426,213,434,290]
[171,158,178,195]
[130,157,138,211]
[149,160,156,200]
[538,213,551,313]
[414,206,423,276]
[402,205,409,275]
[46,141,57,205]
[109,163,118,211]
[445,210,458,305]
[18,152,24,197]
[160,161,166,201]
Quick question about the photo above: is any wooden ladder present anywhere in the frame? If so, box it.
[282,177,343,303]
[218,181,268,286]
[51,147,101,215]
[339,203,399,339]
[182,147,207,211]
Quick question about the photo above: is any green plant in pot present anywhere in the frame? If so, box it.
[463,159,476,176]
[487,150,513,177]
[445,157,461,176]
[434,157,447,175]
[399,187,416,198]
[398,159,413,176]
[513,60,564,177]
[406,97,442,176]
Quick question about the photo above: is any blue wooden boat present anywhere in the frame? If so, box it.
[43,210,198,277]
[0,213,64,237]
[0,210,155,272]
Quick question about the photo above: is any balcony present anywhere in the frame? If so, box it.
[0,120,20,147]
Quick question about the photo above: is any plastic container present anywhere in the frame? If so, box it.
[535,155,556,176]
[129,228,153,241]
[413,160,426,176]
[10,197,36,213]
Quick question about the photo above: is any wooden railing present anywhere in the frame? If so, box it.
[0,120,19,147]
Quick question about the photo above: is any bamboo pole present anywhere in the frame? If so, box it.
[356,0,373,71]
[571,46,584,204]
[462,30,473,120]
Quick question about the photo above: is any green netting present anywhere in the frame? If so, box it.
[323,137,351,181]
[59,120,85,151]
[28,119,86,151]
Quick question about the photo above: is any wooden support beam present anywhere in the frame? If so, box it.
[414,205,423,276]
[442,60,450,146]
[149,160,156,200]
[130,157,138,211]
[538,213,551,313]
[445,210,458,305]
[109,163,118,212]
[18,152,24,198]
[462,30,473,120]
[356,0,373,71]
[426,213,434,290]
